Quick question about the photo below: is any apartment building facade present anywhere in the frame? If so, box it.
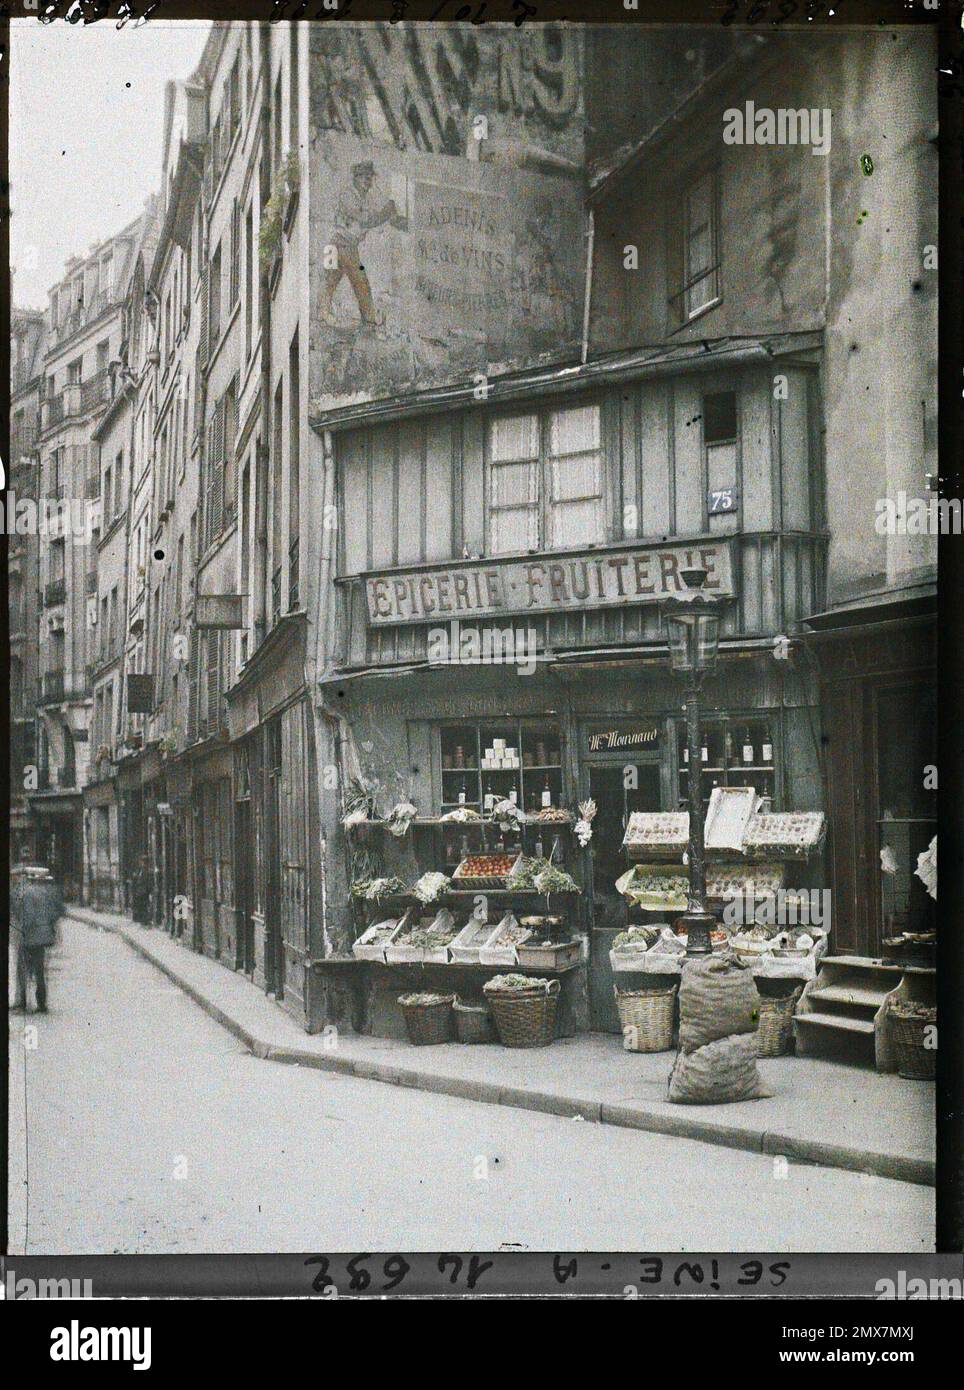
[29,224,142,898]
[14,23,935,1040]
[10,307,46,862]
[304,24,937,1032]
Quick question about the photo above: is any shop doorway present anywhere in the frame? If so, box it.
[586,762,662,928]
[872,681,936,952]
[264,720,285,999]
[235,797,256,976]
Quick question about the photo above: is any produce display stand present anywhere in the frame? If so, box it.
[340,810,587,1040]
[614,793,827,996]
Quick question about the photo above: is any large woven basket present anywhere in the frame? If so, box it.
[614,984,677,1053]
[453,997,495,1044]
[398,994,455,1046]
[485,979,560,1048]
[890,1009,936,1080]
[756,987,803,1057]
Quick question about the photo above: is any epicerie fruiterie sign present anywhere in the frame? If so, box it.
[365,540,732,626]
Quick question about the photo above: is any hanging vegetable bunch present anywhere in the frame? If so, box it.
[574,798,597,848]
[492,797,526,833]
[386,801,419,837]
[342,776,377,828]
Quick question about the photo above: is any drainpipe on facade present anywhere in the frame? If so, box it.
[581,207,595,367]
[311,426,339,960]
[253,21,273,648]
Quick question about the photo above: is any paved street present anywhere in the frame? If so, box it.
[8,918,932,1254]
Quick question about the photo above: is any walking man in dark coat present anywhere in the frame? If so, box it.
[12,865,63,1013]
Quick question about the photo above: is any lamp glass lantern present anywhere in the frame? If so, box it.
[662,568,723,676]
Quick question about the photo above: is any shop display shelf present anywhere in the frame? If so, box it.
[478,913,532,967]
[515,938,583,970]
[352,918,405,961]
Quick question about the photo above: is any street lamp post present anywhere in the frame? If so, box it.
[662,566,723,957]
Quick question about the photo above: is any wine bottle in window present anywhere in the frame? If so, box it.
[762,727,773,764]
[458,777,467,807]
[508,785,518,806]
[541,774,552,809]
[742,726,754,764]
[483,778,494,814]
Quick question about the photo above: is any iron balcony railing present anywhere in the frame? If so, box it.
[40,671,65,702]
[38,672,89,705]
[81,368,111,413]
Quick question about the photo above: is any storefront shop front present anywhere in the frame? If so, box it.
[805,595,937,961]
[224,611,322,1024]
[314,347,831,1039]
[320,646,823,1036]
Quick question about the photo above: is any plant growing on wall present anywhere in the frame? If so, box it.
[258,152,300,268]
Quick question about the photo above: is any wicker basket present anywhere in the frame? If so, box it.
[614,984,678,1053]
[397,993,455,1046]
[453,997,495,1044]
[484,979,560,1047]
[890,1009,937,1080]
[756,987,803,1057]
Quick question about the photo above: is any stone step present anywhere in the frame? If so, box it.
[820,955,902,975]
[809,984,889,1011]
[795,1010,876,1036]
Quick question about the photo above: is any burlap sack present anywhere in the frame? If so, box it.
[668,1034,773,1104]
[677,951,761,1054]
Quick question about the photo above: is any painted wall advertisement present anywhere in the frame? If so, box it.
[308,24,585,410]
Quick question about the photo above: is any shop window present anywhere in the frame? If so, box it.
[488,403,604,556]
[676,714,776,810]
[439,719,563,817]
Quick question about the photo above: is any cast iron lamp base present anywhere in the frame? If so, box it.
[678,910,716,957]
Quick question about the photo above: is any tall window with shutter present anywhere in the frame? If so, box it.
[204,398,226,549]
[489,414,540,556]
[204,630,221,736]
[188,627,202,741]
[487,403,604,556]
[230,199,240,308]
[209,243,222,346]
[546,404,603,548]
[668,167,721,327]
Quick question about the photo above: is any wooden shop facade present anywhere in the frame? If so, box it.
[312,337,830,1035]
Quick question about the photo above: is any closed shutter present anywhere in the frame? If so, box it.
[489,414,540,555]
[211,397,225,540]
[546,404,604,549]
[205,631,220,736]
[229,200,240,307]
[187,627,201,740]
[197,266,210,370]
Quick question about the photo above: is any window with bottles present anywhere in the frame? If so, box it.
[675,714,776,810]
[439,719,563,815]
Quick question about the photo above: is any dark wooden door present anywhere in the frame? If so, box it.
[264,757,285,998]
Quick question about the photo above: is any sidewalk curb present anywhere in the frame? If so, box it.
[68,910,935,1187]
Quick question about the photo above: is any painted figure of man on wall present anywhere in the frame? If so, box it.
[320,161,408,328]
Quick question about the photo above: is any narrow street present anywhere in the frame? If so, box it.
[8,918,932,1255]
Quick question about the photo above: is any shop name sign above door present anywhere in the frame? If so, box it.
[365,541,732,627]
[587,726,660,753]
